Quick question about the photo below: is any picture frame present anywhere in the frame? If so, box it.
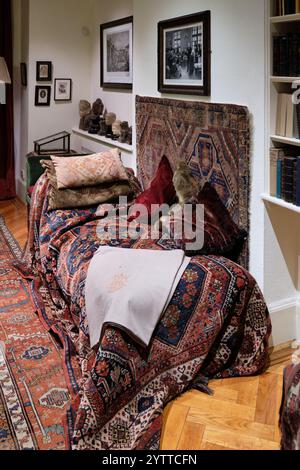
[36,61,52,82]
[35,85,51,106]
[158,11,211,96]
[54,78,72,101]
[100,16,133,90]
[20,63,27,87]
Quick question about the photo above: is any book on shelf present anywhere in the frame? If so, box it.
[273,33,300,76]
[297,157,300,205]
[275,93,300,138]
[270,148,285,197]
[297,103,300,138]
[274,0,297,15]
[270,148,300,205]
[281,156,297,202]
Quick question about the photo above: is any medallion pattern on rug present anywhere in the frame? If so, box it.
[0,216,69,450]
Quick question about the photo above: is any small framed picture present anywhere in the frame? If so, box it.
[35,86,51,106]
[54,78,72,101]
[36,61,52,81]
[20,63,27,87]
[158,11,211,96]
[100,16,133,89]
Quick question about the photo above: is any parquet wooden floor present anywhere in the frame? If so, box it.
[0,198,293,451]
[0,198,28,248]
[161,344,292,451]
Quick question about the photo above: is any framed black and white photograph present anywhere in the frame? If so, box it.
[35,85,51,106]
[100,16,133,89]
[158,11,211,96]
[36,61,52,82]
[54,78,72,101]
[20,62,27,87]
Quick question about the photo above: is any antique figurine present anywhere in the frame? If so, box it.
[126,126,132,145]
[119,121,129,143]
[79,100,91,131]
[88,115,100,134]
[98,117,107,136]
[84,99,103,133]
[92,98,104,116]
[105,112,116,139]
[112,119,122,140]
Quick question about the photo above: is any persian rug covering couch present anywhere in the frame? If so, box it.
[15,173,272,450]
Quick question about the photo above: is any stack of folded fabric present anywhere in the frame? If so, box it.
[41,149,141,210]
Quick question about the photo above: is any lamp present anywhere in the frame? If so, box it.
[0,57,11,105]
[0,57,11,84]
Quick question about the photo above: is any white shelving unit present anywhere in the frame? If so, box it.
[72,127,134,171]
[262,193,300,213]
[270,135,300,146]
[263,2,300,210]
[270,13,300,23]
[270,76,300,83]
[72,127,133,153]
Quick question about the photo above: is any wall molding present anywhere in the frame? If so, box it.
[16,178,26,203]
[268,296,300,346]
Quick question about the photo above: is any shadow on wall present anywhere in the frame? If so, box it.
[265,203,300,290]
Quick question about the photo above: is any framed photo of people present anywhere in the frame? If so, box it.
[100,16,133,90]
[158,11,211,96]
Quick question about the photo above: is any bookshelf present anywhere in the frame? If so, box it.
[262,193,300,213]
[265,0,300,209]
[270,13,300,23]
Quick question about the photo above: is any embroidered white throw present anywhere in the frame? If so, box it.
[85,247,190,348]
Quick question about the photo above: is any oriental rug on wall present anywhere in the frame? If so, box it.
[136,96,251,268]
[0,216,69,450]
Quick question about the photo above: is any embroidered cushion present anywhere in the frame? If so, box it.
[161,183,247,261]
[41,160,139,210]
[51,149,128,189]
[128,156,176,222]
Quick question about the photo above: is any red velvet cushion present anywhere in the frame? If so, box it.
[165,183,247,261]
[128,156,175,222]
[28,185,35,196]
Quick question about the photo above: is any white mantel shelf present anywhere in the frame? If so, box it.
[72,127,133,153]
[270,13,300,23]
[270,135,300,147]
[270,76,300,83]
[262,193,300,214]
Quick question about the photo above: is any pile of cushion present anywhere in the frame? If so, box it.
[41,149,141,210]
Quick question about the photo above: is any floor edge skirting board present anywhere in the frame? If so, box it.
[0,216,69,450]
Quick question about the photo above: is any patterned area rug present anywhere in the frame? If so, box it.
[136,96,251,268]
[0,216,69,450]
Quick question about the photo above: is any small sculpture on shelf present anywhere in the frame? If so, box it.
[92,98,104,116]
[98,117,107,136]
[105,112,116,139]
[79,100,92,131]
[88,115,100,134]
[119,121,129,143]
[126,126,132,146]
[79,98,104,132]
[87,98,104,134]
[112,119,122,141]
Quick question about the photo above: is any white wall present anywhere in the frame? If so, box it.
[13,0,94,199]
[27,0,93,146]
[89,0,133,124]
[133,0,266,290]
